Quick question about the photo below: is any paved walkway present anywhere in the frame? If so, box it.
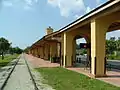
[25,55,54,90]
[67,67,120,87]
[25,54,120,87]
[4,55,34,90]
[25,54,60,68]
[98,70,120,87]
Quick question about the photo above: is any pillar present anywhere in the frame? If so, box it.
[37,47,40,58]
[61,34,64,66]
[58,42,61,64]
[31,49,33,55]
[72,39,76,66]
[44,44,50,60]
[91,19,106,77]
[50,42,57,62]
[32,49,34,56]
[57,42,61,58]
[40,46,44,59]
[28,50,31,54]
[35,48,38,57]
[36,48,39,57]
[63,32,73,67]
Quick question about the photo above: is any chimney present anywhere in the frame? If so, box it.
[46,26,53,35]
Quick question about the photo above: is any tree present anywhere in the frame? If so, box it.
[14,47,23,54]
[9,46,15,55]
[0,37,10,59]
[24,46,30,53]
[81,49,87,55]
[11,47,23,54]
[118,37,120,40]
[116,39,120,51]
[106,37,117,55]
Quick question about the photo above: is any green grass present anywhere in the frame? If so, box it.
[36,67,120,90]
[113,55,120,60]
[107,52,120,60]
[108,55,120,60]
[0,54,19,68]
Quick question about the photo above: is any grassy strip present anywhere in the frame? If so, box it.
[108,55,120,60]
[36,67,120,90]
[0,54,19,68]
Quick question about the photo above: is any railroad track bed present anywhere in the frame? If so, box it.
[0,54,54,90]
[1,54,40,90]
[0,56,20,90]
[24,56,39,90]
[24,56,54,90]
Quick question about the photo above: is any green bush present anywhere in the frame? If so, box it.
[107,54,120,60]
[108,54,115,60]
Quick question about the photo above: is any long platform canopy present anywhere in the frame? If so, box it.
[30,0,120,49]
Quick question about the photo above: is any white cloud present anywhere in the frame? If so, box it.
[48,0,86,17]
[25,0,33,6]
[74,14,83,19]
[96,0,100,4]
[74,14,79,19]
[86,6,91,13]
[24,0,38,6]
[74,6,91,19]
[48,0,59,7]
[23,0,38,10]
[24,5,32,10]
[48,0,105,18]
[2,1,13,7]
[2,0,38,10]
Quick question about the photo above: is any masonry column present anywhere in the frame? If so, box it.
[28,50,31,55]
[72,39,76,66]
[44,44,50,60]
[37,47,40,58]
[91,19,106,77]
[50,42,57,62]
[63,32,73,67]
[40,46,44,59]
[30,50,32,55]
[33,49,35,56]
[31,49,33,55]
[35,48,38,57]
[57,42,61,64]
[34,48,36,56]
[61,34,64,66]
[36,47,39,57]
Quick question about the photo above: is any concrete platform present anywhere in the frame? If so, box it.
[67,67,120,87]
[25,54,60,68]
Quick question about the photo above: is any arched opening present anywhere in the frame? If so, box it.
[105,22,120,72]
[72,35,91,71]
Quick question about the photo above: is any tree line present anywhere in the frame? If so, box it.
[76,37,120,57]
[0,37,23,59]
[106,37,120,58]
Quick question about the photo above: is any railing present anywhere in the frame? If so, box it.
[76,56,120,71]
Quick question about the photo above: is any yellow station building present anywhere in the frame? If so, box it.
[28,0,120,77]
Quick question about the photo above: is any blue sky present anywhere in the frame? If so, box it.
[0,0,120,49]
